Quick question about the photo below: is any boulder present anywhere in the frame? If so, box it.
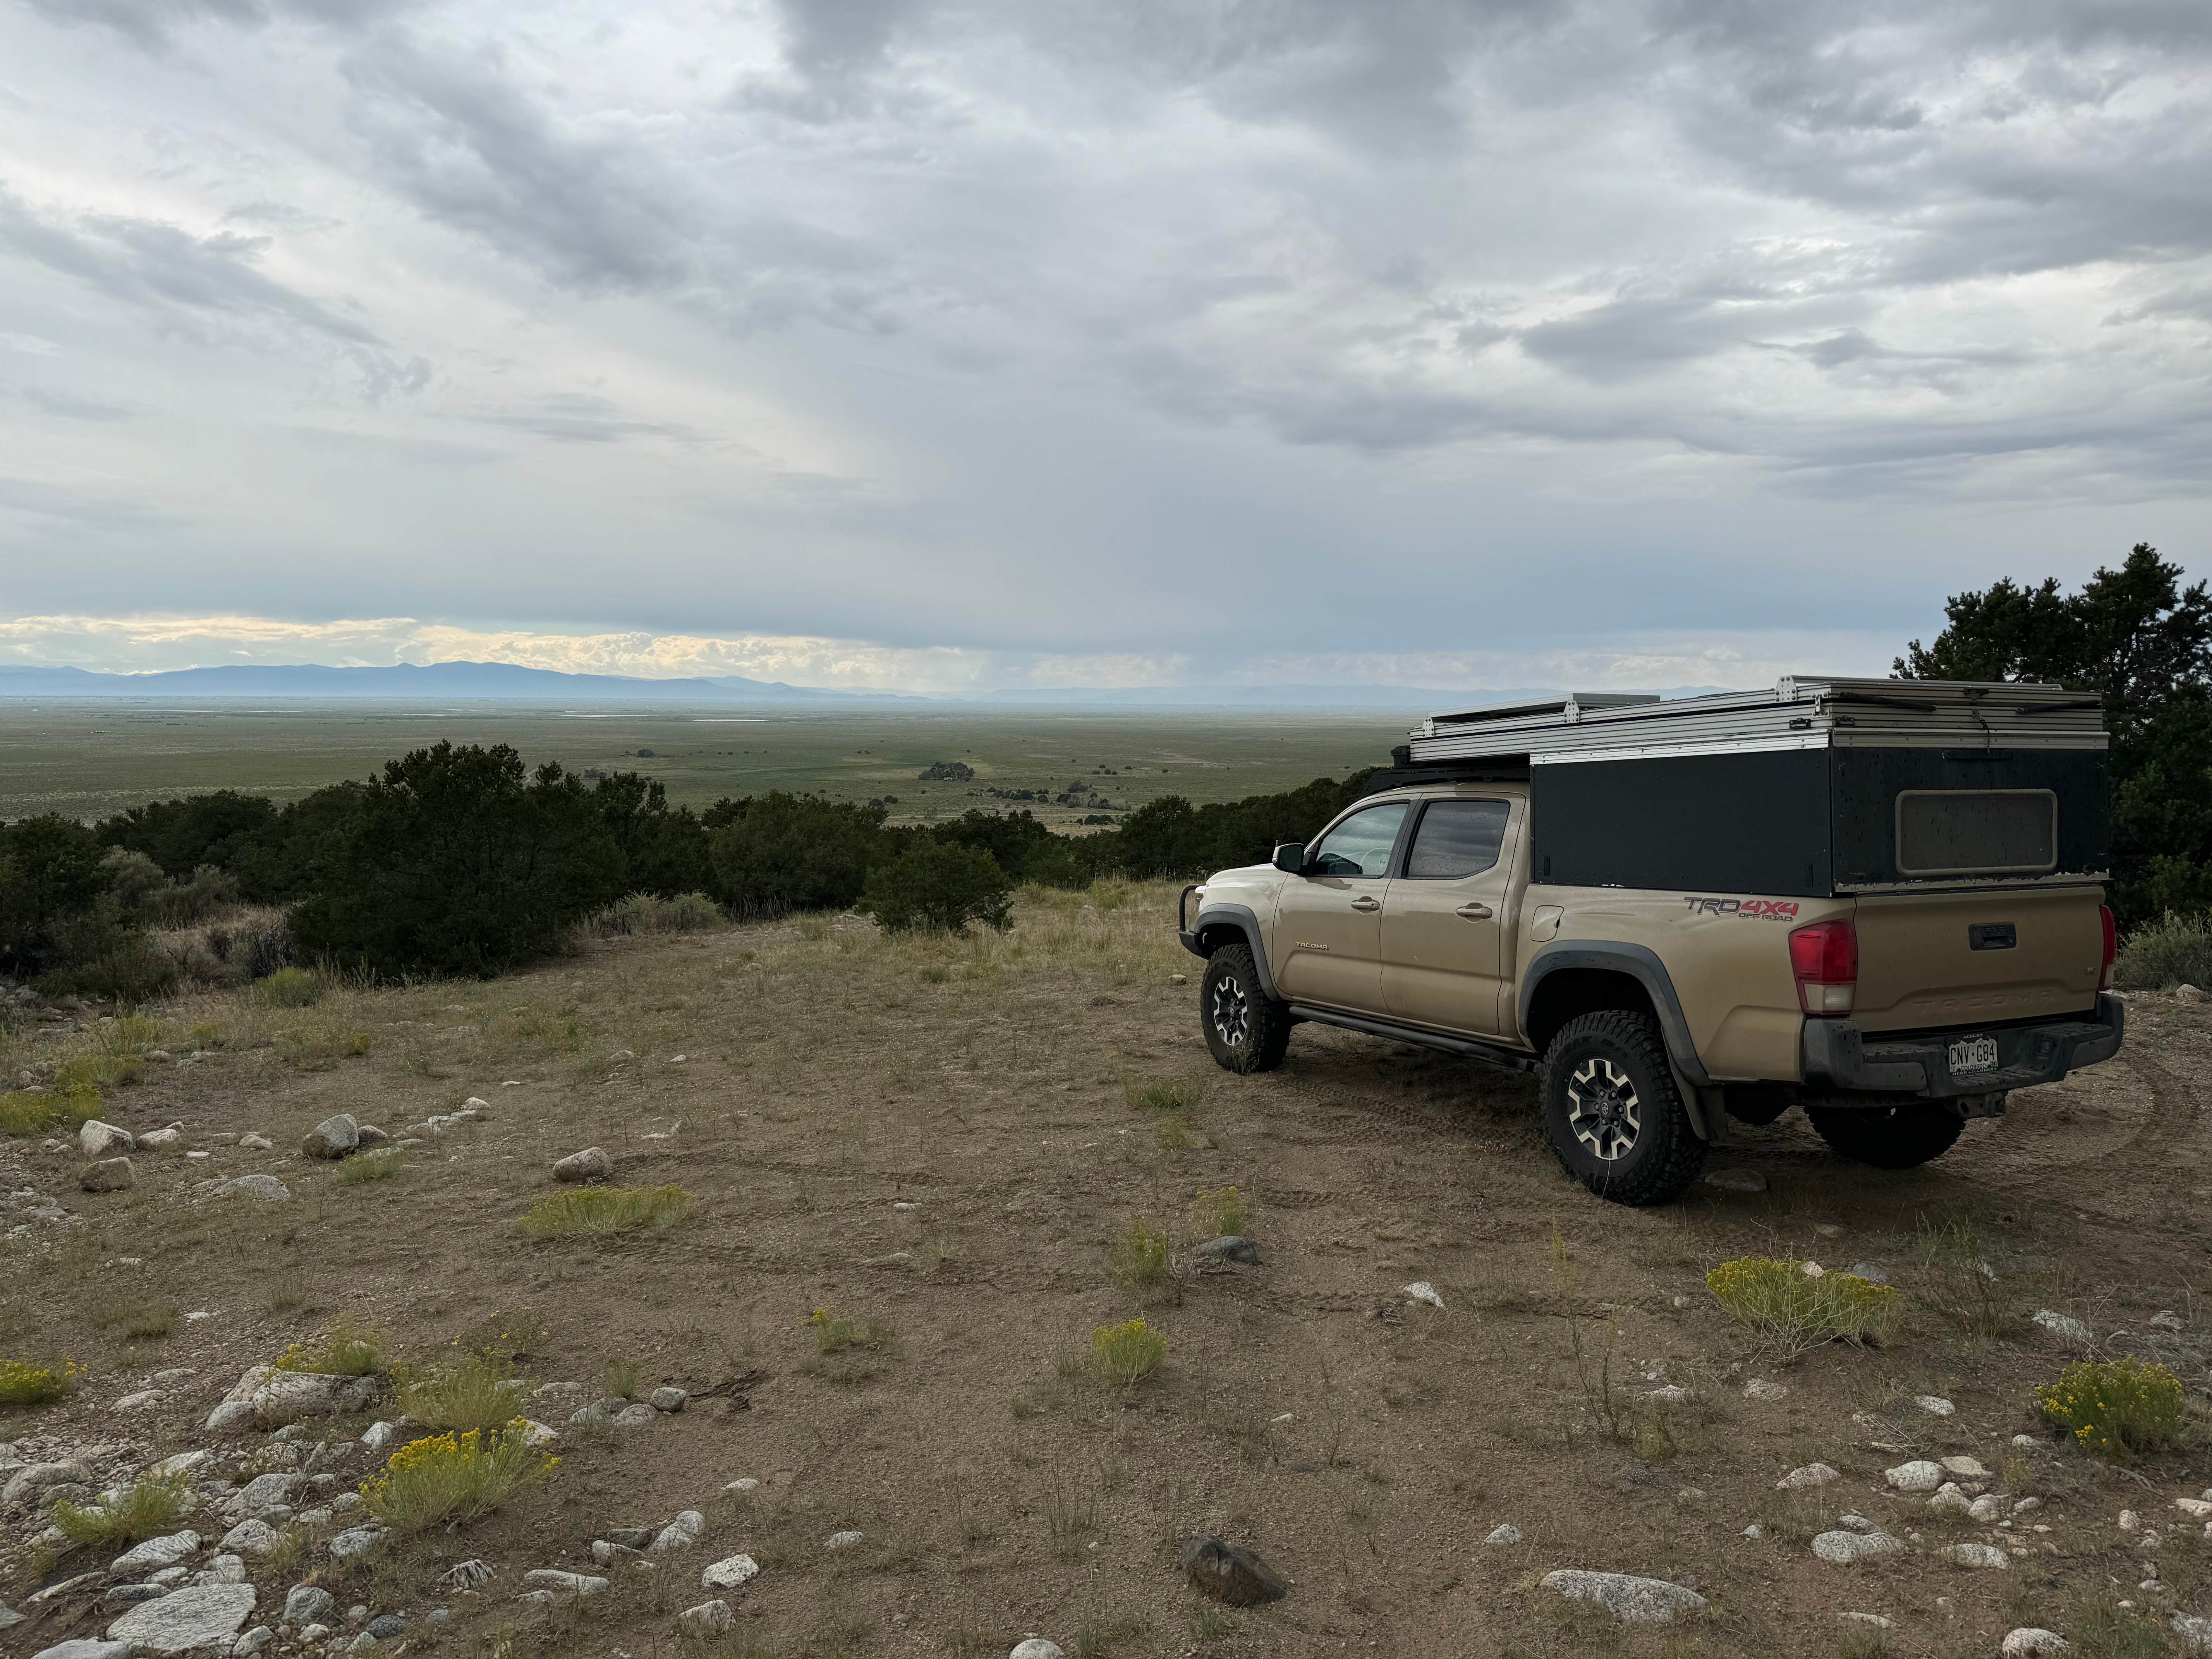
[1009,1645,1064,1659]
[79,1121,136,1158]
[302,1115,359,1159]
[110,1532,201,1575]
[652,1511,705,1552]
[220,1519,279,1556]
[1812,1530,1903,1564]
[5,1461,93,1504]
[113,1389,162,1412]
[353,1125,391,1151]
[1484,1524,1523,1545]
[1885,1460,1944,1492]
[103,1583,258,1654]
[328,1526,381,1560]
[1778,1463,1840,1489]
[553,1147,612,1183]
[700,1554,761,1592]
[252,1371,378,1427]
[2002,1632,2068,1657]
[1944,1542,2009,1568]
[612,1403,657,1428]
[649,1386,688,1413]
[1539,1570,1705,1624]
[520,1570,607,1597]
[192,1554,246,1585]
[30,1643,129,1659]
[206,1365,275,1431]
[216,1175,291,1202]
[227,1474,298,1516]
[2034,1309,2095,1346]
[283,1584,335,1625]
[1193,1235,1262,1265]
[1179,1535,1289,1607]
[80,1158,136,1193]
[239,1134,274,1151]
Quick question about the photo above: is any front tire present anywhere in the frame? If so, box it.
[1200,944,1292,1074]
[1805,1102,1965,1169]
[1539,1010,1706,1205]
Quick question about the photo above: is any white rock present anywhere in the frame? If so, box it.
[283,1585,335,1624]
[2176,1499,2212,1519]
[105,1584,259,1654]
[678,1600,734,1636]
[1010,1644,1065,1659]
[111,1532,201,1575]
[2152,1310,2184,1331]
[2002,1630,2069,1657]
[521,1570,607,1597]
[701,1554,761,1591]
[2174,1613,2212,1656]
[724,1477,760,1493]
[359,1422,400,1450]
[652,1511,706,1552]
[1812,1530,1903,1564]
[1743,1379,1788,1401]
[2034,1309,2095,1345]
[1944,1542,2009,1569]
[1484,1523,1523,1546]
[238,1134,274,1151]
[1913,1395,1955,1416]
[219,1520,278,1556]
[148,1451,212,1480]
[1969,1495,2005,1523]
[227,1473,297,1516]
[1778,1463,1840,1490]
[1402,1281,1445,1309]
[139,1127,184,1151]
[2122,1510,2141,1532]
[1928,1483,1973,1513]
[1844,1262,1889,1284]
[327,1527,381,1560]
[80,1121,137,1157]
[193,1555,247,1585]
[1802,1261,1826,1277]
[250,1371,377,1427]
[1741,1524,1765,1539]
[649,1386,688,1413]
[2176,983,2205,1004]
[612,1403,658,1428]
[1886,1460,1945,1492]
[1704,1168,1767,1192]
[515,1419,558,1448]
[824,1529,864,1551]
[1940,1455,1989,1478]
[215,1176,290,1203]
[1539,1570,1705,1623]
[1839,1613,1894,1628]
[1645,1384,1690,1405]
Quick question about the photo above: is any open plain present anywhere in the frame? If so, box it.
[3,885,2211,1658]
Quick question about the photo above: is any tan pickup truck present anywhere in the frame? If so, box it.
[1175,678,2124,1205]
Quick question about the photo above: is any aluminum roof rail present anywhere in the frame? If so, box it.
[1408,677,2106,765]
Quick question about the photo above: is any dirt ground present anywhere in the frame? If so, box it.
[3,882,2210,1659]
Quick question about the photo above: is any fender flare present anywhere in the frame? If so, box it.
[1518,940,1712,1088]
[1187,904,1282,1001]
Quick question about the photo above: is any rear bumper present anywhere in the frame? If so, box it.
[1800,995,2124,1099]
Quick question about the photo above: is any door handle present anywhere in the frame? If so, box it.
[1456,902,1494,920]
[1351,895,1381,912]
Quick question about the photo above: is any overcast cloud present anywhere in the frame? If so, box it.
[0,0,2206,690]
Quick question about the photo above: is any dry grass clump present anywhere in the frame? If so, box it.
[2036,1357,2186,1459]
[588,891,726,937]
[1705,1258,1899,1353]
[275,1312,390,1377]
[806,1307,897,1383]
[1193,1186,1249,1237]
[359,1424,558,1532]
[1092,1318,1168,1388]
[338,1146,404,1185]
[1110,1222,1175,1301]
[1123,1078,1209,1114]
[399,1353,530,1435]
[0,1087,98,1137]
[56,1050,140,1092]
[601,1355,643,1400]
[253,966,322,1008]
[0,1358,84,1408]
[519,1183,694,1238]
[52,1473,189,1546]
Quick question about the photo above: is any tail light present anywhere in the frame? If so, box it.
[1789,919,1858,1015]
[2099,904,2116,991]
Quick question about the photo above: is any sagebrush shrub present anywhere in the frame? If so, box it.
[1194,1186,1249,1237]
[400,1354,529,1435]
[2037,1357,2185,1458]
[1705,1258,1898,1352]
[0,1358,83,1408]
[1092,1318,1168,1387]
[359,1424,558,1532]
[1111,1223,1173,1297]
[253,966,321,1008]
[2114,911,2212,991]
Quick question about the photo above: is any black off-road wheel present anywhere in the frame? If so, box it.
[1200,944,1292,1074]
[1805,1102,1965,1169]
[1539,1010,1707,1206]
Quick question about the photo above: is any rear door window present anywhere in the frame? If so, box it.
[1405,799,1511,879]
[1308,803,1409,876]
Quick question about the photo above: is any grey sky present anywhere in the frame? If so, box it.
[0,0,2205,693]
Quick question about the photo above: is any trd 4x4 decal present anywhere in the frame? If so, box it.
[1683,896,1801,919]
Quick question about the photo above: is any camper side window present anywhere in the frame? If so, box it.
[1896,789,2057,876]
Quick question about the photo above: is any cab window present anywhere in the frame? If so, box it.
[1308,802,1409,877]
[1404,799,1510,879]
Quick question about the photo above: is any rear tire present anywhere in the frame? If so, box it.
[1805,1102,1965,1169]
[1200,944,1292,1074]
[1539,1010,1707,1206]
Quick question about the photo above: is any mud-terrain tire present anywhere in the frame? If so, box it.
[1805,1102,1965,1169]
[1200,944,1292,1074]
[1539,1010,1707,1205]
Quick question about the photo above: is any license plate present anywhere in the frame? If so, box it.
[1948,1036,1999,1075]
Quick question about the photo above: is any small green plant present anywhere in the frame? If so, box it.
[1092,1317,1168,1388]
[1123,1078,1209,1114]
[399,1354,529,1435]
[344,1032,374,1056]
[275,1313,390,1377]
[519,1184,694,1238]
[253,966,322,1008]
[1913,1212,2020,1340]
[602,1355,643,1400]
[1836,1630,1895,1659]
[1193,1186,1249,1237]
[1192,1605,1235,1642]
[1155,1116,1205,1151]
[2036,1357,2185,1458]
[1111,1222,1174,1298]
[2113,909,2212,992]
[1705,1257,1899,1353]
[809,1308,893,1355]
[338,1147,404,1185]
[52,1473,189,1546]
[359,1424,558,1533]
[1073,1615,1144,1655]
[0,1358,84,1408]
[56,1050,140,1091]
[0,1086,99,1137]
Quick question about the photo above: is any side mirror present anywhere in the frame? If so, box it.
[1272,842,1307,874]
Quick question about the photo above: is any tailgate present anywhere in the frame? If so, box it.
[1853,886,2104,1032]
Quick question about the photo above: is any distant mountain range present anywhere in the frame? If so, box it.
[0,661,1736,711]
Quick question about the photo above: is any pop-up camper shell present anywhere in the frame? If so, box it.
[1369,677,2109,899]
